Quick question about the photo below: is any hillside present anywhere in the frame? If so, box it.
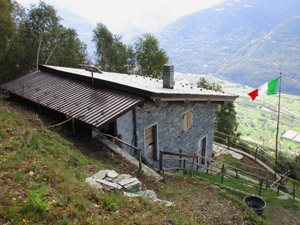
[0,94,256,224]
[158,0,300,95]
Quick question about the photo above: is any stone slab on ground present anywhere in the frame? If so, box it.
[113,174,132,183]
[106,170,119,178]
[92,170,107,180]
[123,191,172,207]
[85,177,103,190]
[97,179,122,190]
[86,169,141,192]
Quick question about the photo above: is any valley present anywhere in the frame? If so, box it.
[174,72,300,157]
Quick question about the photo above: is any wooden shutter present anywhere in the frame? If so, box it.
[182,110,192,133]
[145,126,154,159]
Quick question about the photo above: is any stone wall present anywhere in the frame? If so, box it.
[116,110,135,155]
[135,102,215,168]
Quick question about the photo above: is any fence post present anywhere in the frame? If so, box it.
[179,149,182,169]
[206,161,209,174]
[259,178,263,196]
[138,149,142,170]
[236,162,239,177]
[259,169,262,179]
[183,159,186,169]
[221,164,225,184]
[190,154,196,177]
[277,176,283,194]
[227,136,230,149]
[159,151,163,172]
[255,147,258,160]
[197,156,199,171]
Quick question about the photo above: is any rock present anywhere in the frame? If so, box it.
[118,177,139,186]
[123,192,139,197]
[97,179,122,190]
[106,170,119,178]
[118,178,141,192]
[138,190,157,199]
[152,198,173,207]
[28,171,34,176]
[123,191,173,207]
[85,177,103,190]
[113,174,132,183]
[92,170,107,180]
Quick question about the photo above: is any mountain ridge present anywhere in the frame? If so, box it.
[158,0,300,94]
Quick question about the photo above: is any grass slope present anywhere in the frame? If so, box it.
[0,97,183,224]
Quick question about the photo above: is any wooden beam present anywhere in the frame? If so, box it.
[144,99,154,106]
[171,102,184,107]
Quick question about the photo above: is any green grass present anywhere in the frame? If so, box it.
[1,96,228,224]
[193,170,299,211]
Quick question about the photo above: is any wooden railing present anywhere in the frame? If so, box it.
[159,150,299,198]
[214,131,290,173]
[94,130,142,170]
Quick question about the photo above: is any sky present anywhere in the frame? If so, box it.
[17,0,226,34]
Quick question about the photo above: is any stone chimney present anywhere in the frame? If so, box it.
[163,64,174,89]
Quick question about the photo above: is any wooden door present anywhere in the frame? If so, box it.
[145,125,157,160]
[198,137,207,164]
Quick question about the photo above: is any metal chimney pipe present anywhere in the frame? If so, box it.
[163,64,174,89]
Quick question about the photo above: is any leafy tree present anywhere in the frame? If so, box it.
[93,23,128,73]
[44,25,87,67]
[0,0,15,59]
[135,33,168,78]
[197,78,240,140]
[26,1,59,70]
[0,1,87,84]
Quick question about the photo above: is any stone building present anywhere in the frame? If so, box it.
[1,64,237,168]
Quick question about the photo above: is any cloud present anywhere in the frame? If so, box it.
[215,7,225,11]
[17,0,226,34]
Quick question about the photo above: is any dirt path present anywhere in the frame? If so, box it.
[266,207,300,225]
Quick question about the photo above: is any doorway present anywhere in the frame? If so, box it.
[198,137,207,165]
[145,124,158,160]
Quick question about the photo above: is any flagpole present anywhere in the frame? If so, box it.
[275,72,282,172]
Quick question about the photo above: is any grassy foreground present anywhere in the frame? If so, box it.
[0,96,185,224]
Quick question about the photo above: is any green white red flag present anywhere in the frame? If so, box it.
[248,77,280,101]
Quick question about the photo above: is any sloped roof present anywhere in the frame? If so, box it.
[40,65,238,102]
[1,71,144,128]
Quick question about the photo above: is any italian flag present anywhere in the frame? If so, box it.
[248,77,280,101]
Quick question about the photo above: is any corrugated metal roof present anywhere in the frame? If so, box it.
[1,71,144,128]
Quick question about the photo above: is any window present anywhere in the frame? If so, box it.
[182,110,193,133]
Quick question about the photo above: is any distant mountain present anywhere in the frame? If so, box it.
[158,0,300,95]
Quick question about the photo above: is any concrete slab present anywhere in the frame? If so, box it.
[113,174,132,183]
[97,179,122,190]
[118,178,139,186]
[92,170,107,180]
[106,170,119,178]
[85,177,103,190]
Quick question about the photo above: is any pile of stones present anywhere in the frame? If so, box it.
[85,169,142,192]
[86,169,173,207]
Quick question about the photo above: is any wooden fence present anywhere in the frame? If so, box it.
[96,131,142,170]
[159,150,299,198]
